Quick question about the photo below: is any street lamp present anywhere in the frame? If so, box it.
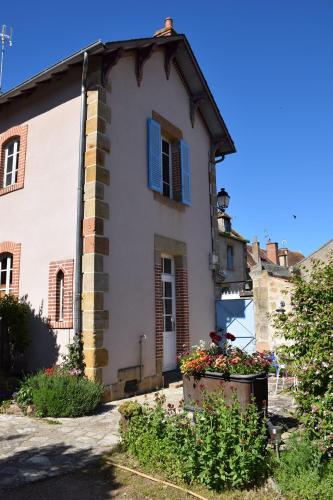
[217,188,230,213]
[276,301,286,314]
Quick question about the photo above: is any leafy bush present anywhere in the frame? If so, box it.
[121,391,269,491]
[17,370,103,417]
[0,295,30,368]
[274,433,333,499]
[61,341,85,371]
[273,257,333,455]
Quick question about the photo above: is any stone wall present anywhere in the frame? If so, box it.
[251,267,292,351]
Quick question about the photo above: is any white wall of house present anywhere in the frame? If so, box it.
[0,73,81,369]
[103,50,215,383]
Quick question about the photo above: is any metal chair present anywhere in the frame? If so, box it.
[271,352,288,394]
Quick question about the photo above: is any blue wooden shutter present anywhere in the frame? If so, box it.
[147,118,162,193]
[180,139,191,205]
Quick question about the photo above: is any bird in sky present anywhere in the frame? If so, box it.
[292,215,297,219]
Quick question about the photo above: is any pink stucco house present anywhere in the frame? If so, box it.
[0,19,235,399]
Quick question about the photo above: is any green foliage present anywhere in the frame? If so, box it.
[16,377,33,406]
[121,391,269,491]
[274,433,333,499]
[17,371,103,417]
[118,401,142,418]
[61,340,85,371]
[272,257,333,455]
[0,295,30,363]
[0,399,11,413]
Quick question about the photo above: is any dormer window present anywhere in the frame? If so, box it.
[3,138,20,187]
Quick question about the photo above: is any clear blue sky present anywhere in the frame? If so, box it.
[2,1,332,256]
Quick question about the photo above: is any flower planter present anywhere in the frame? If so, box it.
[183,371,268,412]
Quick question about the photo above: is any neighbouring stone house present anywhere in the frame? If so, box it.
[247,240,304,351]
[296,238,333,275]
[0,19,235,399]
[217,212,249,292]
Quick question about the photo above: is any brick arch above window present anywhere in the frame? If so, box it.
[0,124,28,196]
[0,241,21,297]
[48,259,74,329]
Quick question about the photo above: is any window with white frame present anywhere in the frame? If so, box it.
[162,138,172,198]
[0,253,13,295]
[3,138,20,188]
[56,270,65,322]
[161,256,176,333]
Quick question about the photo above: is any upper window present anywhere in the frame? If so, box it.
[147,117,191,206]
[0,124,28,196]
[227,245,234,271]
[3,138,20,187]
[0,253,13,296]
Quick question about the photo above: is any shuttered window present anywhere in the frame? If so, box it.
[147,118,191,206]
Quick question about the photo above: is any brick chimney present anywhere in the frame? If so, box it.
[252,237,261,265]
[279,248,289,267]
[266,241,279,265]
[154,17,177,37]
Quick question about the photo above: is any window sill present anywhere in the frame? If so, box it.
[153,191,186,212]
[0,181,24,197]
[49,320,73,330]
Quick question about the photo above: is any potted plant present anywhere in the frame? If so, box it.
[179,332,271,411]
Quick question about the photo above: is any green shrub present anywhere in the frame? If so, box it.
[273,257,333,455]
[274,433,333,499]
[0,295,30,368]
[121,391,269,491]
[17,371,103,417]
[118,401,142,418]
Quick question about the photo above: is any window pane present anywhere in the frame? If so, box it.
[6,142,15,156]
[6,155,13,173]
[163,183,170,197]
[0,270,6,285]
[5,174,12,187]
[163,258,172,274]
[162,155,169,179]
[164,281,172,297]
[164,298,172,315]
[165,316,173,332]
[162,140,169,155]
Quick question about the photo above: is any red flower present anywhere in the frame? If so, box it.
[209,331,222,345]
[225,332,236,341]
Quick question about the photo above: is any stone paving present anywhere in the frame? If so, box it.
[0,376,297,490]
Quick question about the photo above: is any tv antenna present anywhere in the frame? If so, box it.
[0,25,13,94]
[264,229,271,242]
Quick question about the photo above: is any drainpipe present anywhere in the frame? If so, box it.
[139,334,147,382]
[74,51,89,345]
[209,149,225,267]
